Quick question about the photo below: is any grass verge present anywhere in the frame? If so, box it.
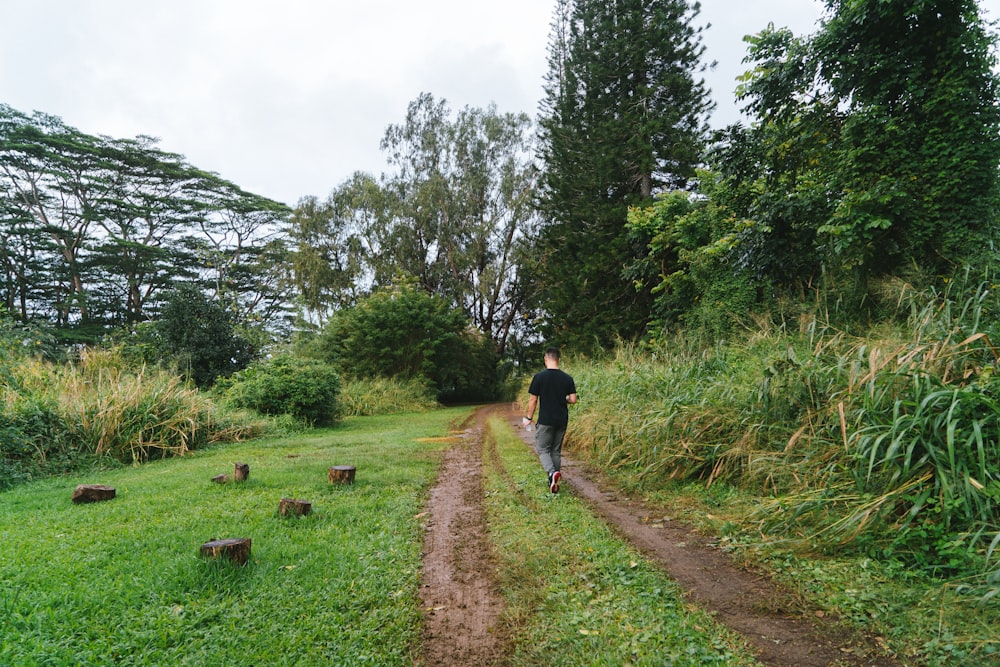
[481,417,762,667]
[0,407,468,666]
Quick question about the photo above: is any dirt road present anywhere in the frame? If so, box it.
[418,405,900,666]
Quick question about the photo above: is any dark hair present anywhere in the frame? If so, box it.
[544,346,561,360]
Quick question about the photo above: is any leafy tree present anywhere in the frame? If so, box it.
[813,0,1000,275]
[535,0,714,351]
[0,104,291,344]
[287,188,370,326]
[625,173,760,336]
[376,94,538,355]
[154,283,253,387]
[316,282,499,401]
[290,94,538,356]
[724,0,1000,290]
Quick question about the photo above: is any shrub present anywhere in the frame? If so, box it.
[223,354,342,426]
[317,283,500,402]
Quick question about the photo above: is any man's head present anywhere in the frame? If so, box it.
[544,347,560,365]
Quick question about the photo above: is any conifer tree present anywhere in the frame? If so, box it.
[535,0,713,350]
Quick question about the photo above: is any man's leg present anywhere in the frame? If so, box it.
[549,427,567,472]
[535,425,557,475]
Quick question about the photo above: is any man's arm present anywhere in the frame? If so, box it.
[566,393,578,405]
[526,393,538,419]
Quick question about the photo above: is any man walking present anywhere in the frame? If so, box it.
[523,347,578,493]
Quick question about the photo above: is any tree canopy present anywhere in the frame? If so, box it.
[0,104,291,344]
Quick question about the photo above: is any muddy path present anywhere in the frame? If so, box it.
[418,405,902,667]
[418,409,510,666]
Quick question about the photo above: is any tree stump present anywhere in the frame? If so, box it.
[211,474,229,484]
[328,465,356,485]
[279,498,312,517]
[71,484,116,504]
[199,538,252,566]
[233,462,250,481]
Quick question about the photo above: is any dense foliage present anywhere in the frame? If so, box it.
[0,340,261,489]
[155,283,254,387]
[568,273,1000,576]
[315,282,501,402]
[221,353,342,426]
[709,0,1000,298]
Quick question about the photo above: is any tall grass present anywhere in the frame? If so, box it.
[563,273,1000,577]
[0,348,262,486]
[338,375,440,416]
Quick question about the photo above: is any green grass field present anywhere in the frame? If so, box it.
[0,407,774,666]
[0,409,466,666]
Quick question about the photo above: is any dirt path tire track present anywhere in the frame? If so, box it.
[500,406,902,667]
[418,410,510,667]
[418,405,902,666]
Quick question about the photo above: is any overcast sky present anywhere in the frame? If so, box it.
[1,1,996,206]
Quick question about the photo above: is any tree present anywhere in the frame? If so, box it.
[316,282,499,402]
[0,104,292,344]
[287,187,371,326]
[155,283,252,387]
[813,0,1000,275]
[723,1,1000,291]
[290,94,539,356]
[535,0,714,351]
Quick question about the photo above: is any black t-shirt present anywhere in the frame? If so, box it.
[528,368,576,428]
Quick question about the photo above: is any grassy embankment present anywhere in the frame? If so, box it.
[559,279,1000,667]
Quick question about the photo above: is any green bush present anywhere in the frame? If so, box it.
[317,283,500,402]
[223,354,342,426]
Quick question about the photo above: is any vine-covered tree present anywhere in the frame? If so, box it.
[535,0,714,350]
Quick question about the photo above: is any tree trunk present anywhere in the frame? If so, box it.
[199,538,252,566]
[71,484,116,503]
[279,498,312,517]
[328,465,356,484]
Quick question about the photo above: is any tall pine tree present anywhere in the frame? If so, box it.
[535,0,713,351]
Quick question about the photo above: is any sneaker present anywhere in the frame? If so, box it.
[550,470,561,494]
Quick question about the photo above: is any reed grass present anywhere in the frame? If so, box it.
[1,348,263,478]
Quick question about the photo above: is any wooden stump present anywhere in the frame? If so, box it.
[233,462,250,481]
[328,465,356,485]
[211,473,229,484]
[279,498,312,517]
[72,484,116,504]
[199,538,252,566]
